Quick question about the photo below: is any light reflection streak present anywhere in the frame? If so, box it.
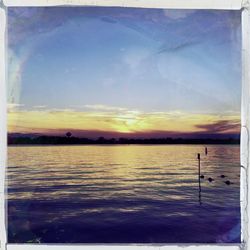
[8,145,240,219]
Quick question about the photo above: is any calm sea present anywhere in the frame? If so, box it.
[7,145,240,243]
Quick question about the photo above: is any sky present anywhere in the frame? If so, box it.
[7,7,241,138]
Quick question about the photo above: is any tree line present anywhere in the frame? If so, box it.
[8,134,240,145]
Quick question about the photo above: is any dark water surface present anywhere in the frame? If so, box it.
[7,145,240,243]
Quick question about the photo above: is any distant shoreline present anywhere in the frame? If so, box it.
[8,144,240,147]
[8,135,240,146]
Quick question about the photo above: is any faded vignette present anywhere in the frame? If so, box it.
[0,0,249,250]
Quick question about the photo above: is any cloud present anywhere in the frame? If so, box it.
[158,40,199,54]
[195,120,240,133]
[33,105,47,109]
[7,103,24,112]
[8,103,24,108]
[84,104,127,112]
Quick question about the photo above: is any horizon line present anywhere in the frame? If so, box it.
[8,133,240,145]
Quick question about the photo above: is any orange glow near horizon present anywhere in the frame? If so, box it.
[7,106,240,137]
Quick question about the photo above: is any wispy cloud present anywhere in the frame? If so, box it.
[84,104,127,112]
[158,40,199,54]
[7,103,24,112]
[195,120,240,134]
[33,105,47,109]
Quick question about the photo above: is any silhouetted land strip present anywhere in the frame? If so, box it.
[8,135,240,145]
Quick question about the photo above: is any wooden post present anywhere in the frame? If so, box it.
[197,153,202,205]
[197,153,201,178]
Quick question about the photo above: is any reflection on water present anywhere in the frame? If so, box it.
[7,145,240,243]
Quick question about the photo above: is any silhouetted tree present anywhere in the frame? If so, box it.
[66,132,72,138]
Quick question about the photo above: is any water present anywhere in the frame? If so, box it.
[7,145,241,243]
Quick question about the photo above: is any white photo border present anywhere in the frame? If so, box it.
[0,0,248,250]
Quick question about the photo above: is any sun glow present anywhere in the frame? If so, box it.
[8,105,240,137]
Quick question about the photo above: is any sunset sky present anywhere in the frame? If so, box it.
[8,7,241,138]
